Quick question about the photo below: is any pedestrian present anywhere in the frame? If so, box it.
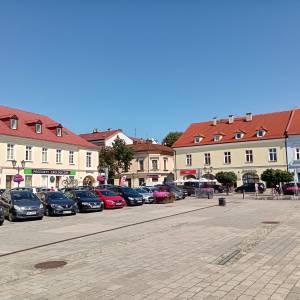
[254,182,258,197]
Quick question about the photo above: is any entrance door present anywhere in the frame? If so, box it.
[6,175,13,189]
[55,176,61,189]
[139,178,145,186]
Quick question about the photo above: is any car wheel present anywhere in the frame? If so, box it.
[8,213,15,222]
[0,220,3,226]
[37,216,43,220]
[45,208,51,216]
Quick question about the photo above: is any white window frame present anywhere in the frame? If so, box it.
[138,159,144,171]
[163,158,168,171]
[245,149,253,163]
[224,152,231,164]
[7,144,14,160]
[295,148,300,161]
[194,136,202,143]
[86,152,92,168]
[204,153,211,165]
[235,132,244,140]
[257,130,266,137]
[269,148,277,162]
[56,149,62,164]
[151,159,158,171]
[56,127,62,137]
[42,148,48,163]
[35,123,42,134]
[25,146,33,161]
[10,118,18,130]
[186,154,192,166]
[214,135,222,142]
[69,151,74,165]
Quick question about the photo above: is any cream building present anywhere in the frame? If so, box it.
[0,106,98,189]
[173,110,295,186]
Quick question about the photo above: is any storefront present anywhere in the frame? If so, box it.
[179,169,197,180]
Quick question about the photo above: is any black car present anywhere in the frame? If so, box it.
[1,190,44,221]
[115,187,144,206]
[0,207,4,226]
[38,192,78,216]
[235,183,265,193]
[64,190,104,212]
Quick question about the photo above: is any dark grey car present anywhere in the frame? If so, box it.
[1,190,44,222]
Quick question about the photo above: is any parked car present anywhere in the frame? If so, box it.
[282,183,300,195]
[156,184,186,200]
[93,189,126,209]
[64,190,104,212]
[135,188,154,204]
[212,184,225,193]
[235,183,265,193]
[37,192,78,216]
[0,207,4,226]
[1,190,44,221]
[113,187,144,206]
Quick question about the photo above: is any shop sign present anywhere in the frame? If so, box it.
[180,169,197,175]
[147,174,159,179]
[24,169,76,176]
[13,174,24,183]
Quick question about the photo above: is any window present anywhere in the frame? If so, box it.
[269,148,277,162]
[10,118,18,130]
[86,152,92,168]
[41,176,48,188]
[56,127,62,137]
[235,132,244,139]
[35,123,42,134]
[296,148,300,160]
[204,153,211,165]
[25,175,32,187]
[186,154,192,166]
[245,150,253,163]
[42,148,48,163]
[69,151,74,164]
[25,146,33,161]
[7,144,14,160]
[214,135,222,142]
[257,130,266,137]
[163,158,168,171]
[194,136,202,143]
[151,159,158,171]
[56,149,62,164]
[138,159,144,171]
[224,152,231,164]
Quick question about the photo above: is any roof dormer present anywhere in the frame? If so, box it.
[0,114,19,130]
[194,134,204,144]
[214,132,225,142]
[235,130,246,140]
[26,119,43,134]
[256,127,267,137]
[47,123,63,137]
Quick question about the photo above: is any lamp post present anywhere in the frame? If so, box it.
[11,159,26,188]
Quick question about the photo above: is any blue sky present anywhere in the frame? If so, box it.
[0,1,300,141]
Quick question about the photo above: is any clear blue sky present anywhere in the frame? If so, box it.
[1,1,300,141]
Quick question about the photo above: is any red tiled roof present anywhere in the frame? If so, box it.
[129,142,174,155]
[286,109,300,135]
[173,110,296,148]
[0,105,97,149]
[80,130,121,141]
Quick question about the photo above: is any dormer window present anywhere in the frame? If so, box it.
[10,118,18,130]
[214,135,222,142]
[235,132,244,139]
[257,129,266,137]
[35,123,42,134]
[56,127,62,137]
[194,135,204,143]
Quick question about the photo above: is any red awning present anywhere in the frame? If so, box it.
[180,170,197,175]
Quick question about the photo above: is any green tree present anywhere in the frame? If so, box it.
[215,171,237,194]
[98,146,117,178]
[261,169,294,187]
[162,131,182,147]
[112,136,134,173]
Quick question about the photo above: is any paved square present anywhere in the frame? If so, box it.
[1,196,300,299]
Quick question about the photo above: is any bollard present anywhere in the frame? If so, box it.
[219,197,226,206]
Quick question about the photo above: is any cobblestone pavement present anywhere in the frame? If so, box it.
[1,196,300,299]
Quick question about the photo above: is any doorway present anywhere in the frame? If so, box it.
[6,175,13,189]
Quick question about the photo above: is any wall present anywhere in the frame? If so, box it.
[287,135,300,182]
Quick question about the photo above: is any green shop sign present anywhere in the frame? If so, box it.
[24,169,76,176]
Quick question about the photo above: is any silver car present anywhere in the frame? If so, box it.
[135,188,154,204]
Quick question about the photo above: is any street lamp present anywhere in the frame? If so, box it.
[11,160,26,188]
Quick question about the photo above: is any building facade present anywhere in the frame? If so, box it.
[0,106,99,189]
[173,110,299,186]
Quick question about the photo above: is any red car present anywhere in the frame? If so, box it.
[93,189,126,209]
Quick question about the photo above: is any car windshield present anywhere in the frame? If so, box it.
[120,187,140,196]
[100,190,117,196]
[75,191,96,198]
[135,188,147,193]
[48,192,67,200]
[11,191,39,204]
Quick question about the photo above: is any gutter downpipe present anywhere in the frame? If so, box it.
[174,149,177,181]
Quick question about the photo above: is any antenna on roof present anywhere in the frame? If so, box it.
[134,128,137,137]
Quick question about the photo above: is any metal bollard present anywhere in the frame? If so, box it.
[219,197,226,206]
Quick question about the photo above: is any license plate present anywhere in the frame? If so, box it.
[116,202,122,205]
[26,211,36,215]
[63,210,72,214]
[92,205,100,208]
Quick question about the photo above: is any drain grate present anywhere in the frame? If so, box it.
[215,250,241,265]
[34,260,67,269]
[262,221,280,225]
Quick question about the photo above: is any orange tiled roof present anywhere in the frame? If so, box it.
[80,130,121,141]
[129,142,174,155]
[173,110,297,148]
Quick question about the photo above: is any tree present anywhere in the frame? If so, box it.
[261,169,294,187]
[162,131,182,147]
[98,146,117,179]
[215,171,237,195]
[112,137,134,173]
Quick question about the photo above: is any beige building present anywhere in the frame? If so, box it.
[0,106,99,189]
[173,111,293,186]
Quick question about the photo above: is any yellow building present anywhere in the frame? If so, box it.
[173,111,293,186]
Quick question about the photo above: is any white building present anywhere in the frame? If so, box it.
[0,105,99,189]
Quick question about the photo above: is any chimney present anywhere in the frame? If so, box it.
[212,117,217,126]
[228,115,234,124]
[246,112,253,122]
[92,128,99,133]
